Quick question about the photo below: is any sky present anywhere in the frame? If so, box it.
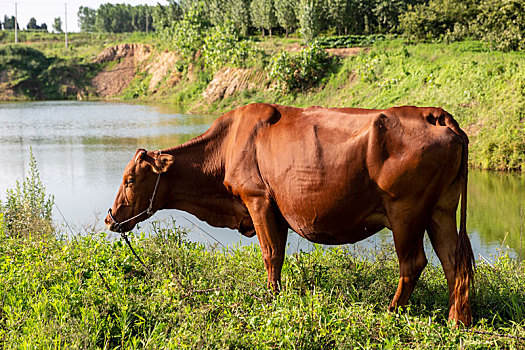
[0,0,169,32]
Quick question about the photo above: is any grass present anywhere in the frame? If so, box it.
[1,220,525,348]
[1,153,524,348]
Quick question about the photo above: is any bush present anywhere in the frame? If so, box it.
[399,0,479,42]
[1,148,54,237]
[473,0,525,51]
[158,7,208,59]
[202,22,260,73]
[270,42,333,92]
[316,35,389,48]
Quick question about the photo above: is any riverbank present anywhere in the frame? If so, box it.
[1,223,525,348]
[0,35,523,171]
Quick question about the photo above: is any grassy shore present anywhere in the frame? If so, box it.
[1,221,525,349]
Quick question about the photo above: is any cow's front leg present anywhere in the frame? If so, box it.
[244,196,288,292]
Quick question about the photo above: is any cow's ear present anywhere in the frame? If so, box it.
[134,149,147,163]
[153,153,174,174]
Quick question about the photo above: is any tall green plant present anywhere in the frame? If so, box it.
[274,0,298,37]
[202,22,258,72]
[473,0,525,51]
[296,0,325,43]
[270,41,332,91]
[1,148,54,237]
[250,0,277,37]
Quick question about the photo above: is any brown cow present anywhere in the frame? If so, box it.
[105,103,474,325]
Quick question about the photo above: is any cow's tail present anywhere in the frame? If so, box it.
[445,113,475,326]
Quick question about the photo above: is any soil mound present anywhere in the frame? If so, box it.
[92,44,152,97]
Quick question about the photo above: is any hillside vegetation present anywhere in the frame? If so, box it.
[0,35,523,172]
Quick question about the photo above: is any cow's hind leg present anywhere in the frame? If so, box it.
[427,195,472,326]
[427,207,461,323]
[244,197,288,292]
[387,207,428,312]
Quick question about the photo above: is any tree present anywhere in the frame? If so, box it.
[3,15,19,30]
[474,0,525,51]
[250,0,277,37]
[207,0,228,26]
[78,6,96,32]
[26,17,47,31]
[170,7,208,57]
[326,0,348,35]
[152,0,182,30]
[130,5,154,32]
[95,3,134,33]
[399,0,479,40]
[274,0,297,36]
[27,17,38,30]
[227,0,251,36]
[296,0,325,43]
[52,17,63,33]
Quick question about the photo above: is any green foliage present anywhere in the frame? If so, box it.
[274,0,298,37]
[250,0,277,37]
[270,42,333,92]
[52,17,63,34]
[152,0,182,30]
[91,3,155,33]
[1,148,54,237]
[2,15,19,30]
[77,6,97,32]
[400,0,525,51]
[296,0,325,43]
[163,7,208,59]
[316,34,389,48]
[2,217,525,347]
[473,0,525,51]
[227,0,252,36]
[356,55,381,83]
[0,45,96,100]
[202,22,260,73]
[326,0,349,35]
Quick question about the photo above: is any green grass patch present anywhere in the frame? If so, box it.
[1,152,524,348]
[1,223,525,348]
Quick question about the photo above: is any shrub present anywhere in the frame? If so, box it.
[202,22,260,73]
[1,148,54,237]
[270,42,333,92]
[160,7,208,59]
[472,0,525,51]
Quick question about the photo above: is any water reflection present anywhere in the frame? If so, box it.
[467,170,525,258]
[0,101,523,257]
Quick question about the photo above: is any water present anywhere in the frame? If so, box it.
[1,101,523,258]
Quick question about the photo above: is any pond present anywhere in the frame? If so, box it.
[1,101,523,259]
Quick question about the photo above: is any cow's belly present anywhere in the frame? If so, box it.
[288,211,389,245]
[277,188,389,245]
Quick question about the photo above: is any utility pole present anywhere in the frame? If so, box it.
[146,11,148,34]
[14,2,17,43]
[64,3,68,49]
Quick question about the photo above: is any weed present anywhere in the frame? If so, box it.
[1,148,54,238]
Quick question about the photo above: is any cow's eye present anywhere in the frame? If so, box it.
[126,178,135,185]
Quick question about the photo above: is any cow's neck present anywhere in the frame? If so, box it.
[160,126,240,229]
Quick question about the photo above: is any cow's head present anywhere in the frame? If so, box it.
[105,149,174,232]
